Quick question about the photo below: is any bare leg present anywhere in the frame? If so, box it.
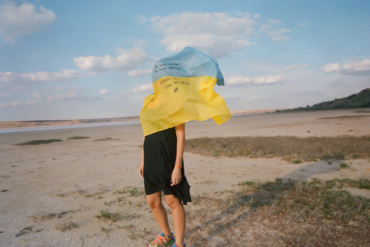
[146,191,171,237]
[165,194,185,246]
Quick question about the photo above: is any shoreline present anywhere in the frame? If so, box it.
[0,108,289,131]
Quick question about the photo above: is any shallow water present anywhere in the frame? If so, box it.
[0,121,141,134]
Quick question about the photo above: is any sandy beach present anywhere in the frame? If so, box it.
[1,109,370,246]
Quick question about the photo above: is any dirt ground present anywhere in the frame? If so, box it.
[0,109,369,246]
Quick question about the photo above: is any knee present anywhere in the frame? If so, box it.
[165,197,180,209]
[147,197,161,209]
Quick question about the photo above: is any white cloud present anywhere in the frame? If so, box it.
[126,83,153,93]
[98,89,117,96]
[227,75,284,86]
[322,63,341,73]
[74,48,147,73]
[0,70,83,85]
[128,68,152,77]
[269,28,291,37]
[322,60,370,75]
[0,85,24,96]
[47,93,100,101]
[134,14,148,23]
[298,22,309,27]
[284,64,308,72]
[0,1,56,43]
[99,89,108,95]
[29,86,100,101]
[0,100,36,108]
[259,20,291,42]
[253,14,260,19]
[48,92,76,100]
[272,36,290,42]
[150,12,255,58]
[259,24,272,32]
[123,38,147,47]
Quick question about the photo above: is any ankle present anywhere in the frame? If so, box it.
[175,241,184,246]
[163,231,172,237]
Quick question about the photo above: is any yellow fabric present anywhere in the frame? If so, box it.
[140,76,231,136]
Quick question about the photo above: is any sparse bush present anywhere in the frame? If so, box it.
[95,210,120,222]
[68,136,89,139]
[16,139,62,146]
[340,163,349,169]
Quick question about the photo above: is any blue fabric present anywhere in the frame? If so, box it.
[152,47,224,86]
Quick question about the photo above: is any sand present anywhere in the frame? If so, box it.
[0,109,369,246]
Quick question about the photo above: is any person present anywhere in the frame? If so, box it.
[139,123,190,247]
[139,47,231,247]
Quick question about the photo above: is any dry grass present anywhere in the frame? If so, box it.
[353,110,370,113]
[54,222,78,232]
[114,187,144,197]
[184,178,370,246]
[96,137,119,141]
[185,136,370,162]
[95,210,121,222]
[28,211,74,222]
[15,226,43,237]
[318,115,370,119]
[15,139,62,146]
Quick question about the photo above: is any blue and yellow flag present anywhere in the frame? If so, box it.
[140,47,231,136]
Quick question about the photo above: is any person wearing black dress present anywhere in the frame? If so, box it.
[139,123,191,247]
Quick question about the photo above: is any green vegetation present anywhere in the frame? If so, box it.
[100,227,111,233]
[67,136,89,139]
[276,88,370,112]
[16,139,62,146]
[340,162,350,169]
[291,159,302,164]
[333,178,370,190]
[238,181,256,187]
[114,187,142,197]
[95,210,120,222]
[185,135,370,162]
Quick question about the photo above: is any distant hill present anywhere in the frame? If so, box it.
[276,88,370,112]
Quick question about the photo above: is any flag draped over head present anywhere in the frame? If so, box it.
[140,47,231,136]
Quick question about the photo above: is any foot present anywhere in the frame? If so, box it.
[172,243,185,247]
[148,233,175,247]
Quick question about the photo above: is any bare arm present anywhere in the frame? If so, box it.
[171,123,185,186]
[175,123,185,164]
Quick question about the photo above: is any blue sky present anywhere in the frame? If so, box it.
[1,0,369,121]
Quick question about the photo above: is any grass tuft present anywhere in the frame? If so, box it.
[340,162,350,169]
[16,139,62,146]
[54,222,78,232]
[95,210,120,222]
[67,136,89,139]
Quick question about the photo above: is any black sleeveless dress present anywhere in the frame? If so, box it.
[143,127,191,205]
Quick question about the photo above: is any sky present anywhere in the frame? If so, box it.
[0,0,369,121]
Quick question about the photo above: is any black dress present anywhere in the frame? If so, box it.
[143,127,191,205]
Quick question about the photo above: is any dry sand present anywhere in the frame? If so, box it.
[0,109,369,246]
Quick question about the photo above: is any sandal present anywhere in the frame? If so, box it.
[172,244,186,247]
[148,232,175,247]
